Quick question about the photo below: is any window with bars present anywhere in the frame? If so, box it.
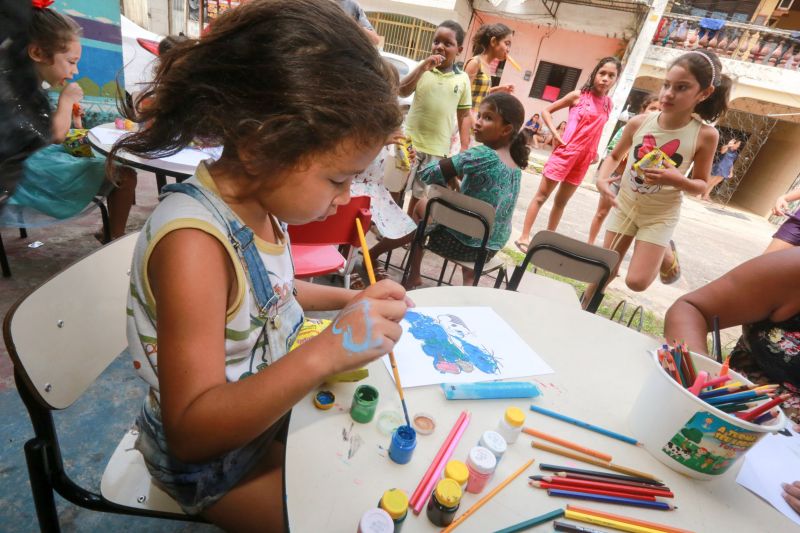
[366,12,436,61]
[528,62,582,102]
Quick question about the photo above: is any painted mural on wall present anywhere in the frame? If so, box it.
[52,0,124,126]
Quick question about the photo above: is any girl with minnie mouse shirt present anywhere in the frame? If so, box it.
[585,50,731,305]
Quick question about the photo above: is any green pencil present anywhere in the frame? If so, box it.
[493,509,565,533]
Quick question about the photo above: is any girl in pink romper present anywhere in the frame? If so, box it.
[515,57,621,251]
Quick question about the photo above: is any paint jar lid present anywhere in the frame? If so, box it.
[504,407,525,427]
[467,446,497,474]
[357,508,394,533]
[412,412,436,435]
[312,390,335,410]
[434,479,463,507]
[376,411,404,436]
[444,460,469,486]
[479,430,507,456]
[379,488,409,519]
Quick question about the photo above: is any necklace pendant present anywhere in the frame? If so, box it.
[270,314,281,330]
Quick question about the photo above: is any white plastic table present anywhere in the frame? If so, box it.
[285,286,795,532]
[87,123,219,192]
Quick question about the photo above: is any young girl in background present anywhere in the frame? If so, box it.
[404,93,528,287]
[114,1,409,528]
[587,50,730,304]
[587,93,660,245]
[702,137,741,201]
[4,4,136,239]
[515,57,621,250]
[464,23,515,113]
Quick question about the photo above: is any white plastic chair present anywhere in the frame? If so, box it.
[3,232,201,530]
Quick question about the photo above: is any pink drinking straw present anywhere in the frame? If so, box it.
[413,411,471,514]
[409,410,467,508]
[688,371,709,395]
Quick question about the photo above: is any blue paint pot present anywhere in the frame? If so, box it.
[389,425,417,465]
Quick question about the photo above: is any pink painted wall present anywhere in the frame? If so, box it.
[463,13,623,126]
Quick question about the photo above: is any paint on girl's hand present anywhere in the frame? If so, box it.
[332,300,383,354]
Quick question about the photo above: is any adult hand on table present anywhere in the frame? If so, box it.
[316,280,412,375]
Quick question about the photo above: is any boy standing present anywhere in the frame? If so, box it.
[400,20,472,215]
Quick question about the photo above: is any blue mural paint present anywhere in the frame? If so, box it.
[332,300,381,353]
[404,310,501,375]
[389,425,417,464]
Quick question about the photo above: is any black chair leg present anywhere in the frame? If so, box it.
[94,199,112,243]
[24,439,61,532]
[437,259,448,286]
[19,228,28,239]
[0,233,10,277]
[493,267,506,288]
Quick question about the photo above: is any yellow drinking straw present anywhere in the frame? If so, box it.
[354,218,411,428]
[506,54,522,71]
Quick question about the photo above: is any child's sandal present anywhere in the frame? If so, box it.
[660,240,681,285]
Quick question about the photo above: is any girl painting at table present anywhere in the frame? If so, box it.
[3,2,137,240]
[515,57,621,251]
[584,50,730,306]
[112,0,410,529]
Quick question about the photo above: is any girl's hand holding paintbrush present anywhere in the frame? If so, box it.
[315,280,412,375]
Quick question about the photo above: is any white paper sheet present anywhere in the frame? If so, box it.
[91,128,131,146]
[736,424,800,526]
[382,306,553,388]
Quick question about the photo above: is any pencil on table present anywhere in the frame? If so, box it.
[548,488,676,511]
[567,505,695,533]
[530,480,657,501]
[523,427,613,461]
[492,508,564,533]
[529,405,641,446]
[564,509,671,533]
[538,463,665,486]
[551,472,671,491]
[532,441,662,482]
[534,475,674,498]
[355,218,411,427]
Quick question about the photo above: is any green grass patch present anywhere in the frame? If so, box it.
[501,247,666,339]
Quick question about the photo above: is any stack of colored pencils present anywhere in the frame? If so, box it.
[564,505,694,533]
[409,410,470,514]
[656,344,786,425]
[530,464,676,512]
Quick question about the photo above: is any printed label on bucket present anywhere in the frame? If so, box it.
[661,411,759,475]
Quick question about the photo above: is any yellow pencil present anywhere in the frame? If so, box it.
[565,509,671,533]
[531,441,661,482]
[354,218,411,427]
[443,458,534,532]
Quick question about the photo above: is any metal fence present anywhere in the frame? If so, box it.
[367,12,436,61]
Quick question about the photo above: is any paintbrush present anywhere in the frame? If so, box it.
[354,218,411,427]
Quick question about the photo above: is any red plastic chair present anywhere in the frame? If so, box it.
[288,196,371,287]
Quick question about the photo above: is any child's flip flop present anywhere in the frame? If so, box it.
[660,240,681,285]
[514,240,529,253]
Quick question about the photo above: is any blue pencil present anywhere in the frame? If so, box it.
[706,390,768,405]
[546,488,676,510]
[493,508,565,533]
[529,405,641,446]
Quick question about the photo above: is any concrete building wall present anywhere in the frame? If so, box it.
[732,121,800,216]
[463,13,623,124]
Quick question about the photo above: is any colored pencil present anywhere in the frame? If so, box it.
[670,345,686,386]
[706,390,772,405]
[532,442,662,482]
[547,489,675,511]
[355,218,410,427]
[697,374,731,390]
[717,403,752,413]
[409,410,467,508]
[412,410,471,514]
[493,508,564,533]
[523,427,613,461]
[530,481,657,501]
[698,383,765,399]
[680,342,697,383]
[565,509,673,533]
[753,409,779,425]
[554,520,605,533]
[537,476,673,498]
[567,505,695,533]
[712,315,722,363]
[529,405,641,446]
[553,472,671,491]
[737,394,790,422]
[688,370,709,395]
[539,464,665,486]
[443,458,534,532]
[720,355,731,376]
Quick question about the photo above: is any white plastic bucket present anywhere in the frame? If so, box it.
[628,350,786,480]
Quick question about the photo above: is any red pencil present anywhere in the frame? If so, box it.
[409,410,466,507]
[553,472,671,491]
[539,476,674,498]
[737,394,790,422]
[529,481,657,501]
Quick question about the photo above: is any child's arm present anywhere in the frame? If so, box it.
[773,189,800,216]
[596,114,644,205]
[51,82,83,143]
[541,90,580,147]
[457,108,471,152]
[295,279,357,310]
[644,124,717,196]
[147,230,408,463]
[399,55,442,98]
[418,151,464,190]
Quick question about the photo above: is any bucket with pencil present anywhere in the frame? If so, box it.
[629,344,786,480]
